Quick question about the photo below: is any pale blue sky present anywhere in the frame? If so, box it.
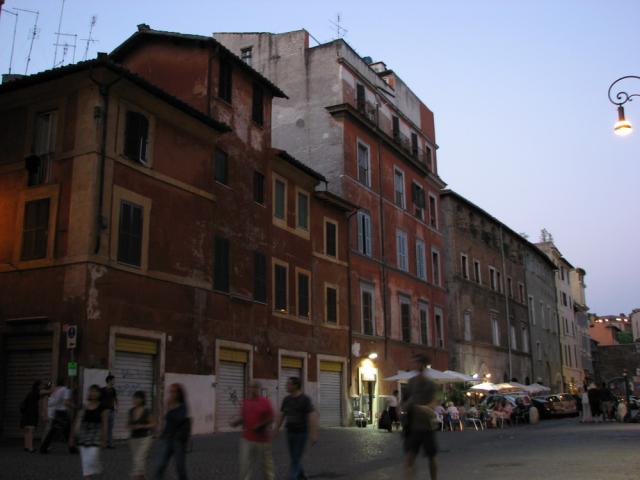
[1,0,638,314]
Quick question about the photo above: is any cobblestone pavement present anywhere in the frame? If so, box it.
[1,418,639,479]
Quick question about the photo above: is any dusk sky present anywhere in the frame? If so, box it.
[1,0,638,315]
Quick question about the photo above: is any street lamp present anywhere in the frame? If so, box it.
[608,76,640,136]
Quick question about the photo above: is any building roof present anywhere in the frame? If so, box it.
[111,25,287,99]
[314,190,359,212]
[441,189,557,270]
[273,149,327,182]
[0,55,231,133]
[535,241,575,269]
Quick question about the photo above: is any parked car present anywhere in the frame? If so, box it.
[532,393,578,418]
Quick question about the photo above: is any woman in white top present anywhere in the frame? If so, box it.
[581,386,593,423]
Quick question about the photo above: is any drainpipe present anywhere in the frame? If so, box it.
[345,207,357,392]
[499,226,513,380]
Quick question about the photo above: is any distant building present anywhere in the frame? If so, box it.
[441,191,532,384]
[631,308,640,341]
[524,246,563,391]
[589,314,633,346]
[537,242,585,392]
[571,268,592,378]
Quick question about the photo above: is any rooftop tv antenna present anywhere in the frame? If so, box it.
[5,9,18,74]
[14,8,40,74]
[53,0,68,67]
[329,13,348,39]
[54,33,78,67]
[81,15,98,61]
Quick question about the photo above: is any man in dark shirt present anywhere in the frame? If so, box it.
[278,377,317,480]
[101,374,118,448]
[403,355,438,480]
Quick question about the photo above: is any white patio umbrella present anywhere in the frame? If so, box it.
[424,367,463,384]
[470,382,499,392]
[444,370,476,382]
[497,382,528,392]
[525,383,551,394]
[384,370,418,381]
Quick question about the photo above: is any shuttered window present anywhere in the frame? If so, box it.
[252,83,264,126]
[357,211,372,257]
[21,198,50,261]
[274,179,286,220]
[356,83,365,111]
[274,264,287,311]
[124,111,149,164]
[254,252,267,302]
[326,286,337,324]
[412,183,425,220]
[361,284,375,335]
[117,200,143,266]
[214,236,230,292]
[214,149,228,185]
[357,142,370,186]
[297,192,309,230]
[253,171,265,204]
[419,302,430,346]
[325,221,337,257]
[400,297,411,343]
[297,272,310,318]
[411,132,419,157]
[218,59,232,103]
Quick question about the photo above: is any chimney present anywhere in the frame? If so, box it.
[96,52,108,60]
[2,73,25,84]
[137,23,150,32]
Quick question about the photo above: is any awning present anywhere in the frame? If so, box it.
[443,370,476,382]
[470,382,499,392]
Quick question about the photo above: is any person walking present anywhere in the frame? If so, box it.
[388,390,400,431]
[20,380,42,452]
[580,385,593,423]
[128,391,155,480]
[277,377,318,480]
[101,374,118,449]
[71,385,108,480]
[231,380,274,480]
[40,377,76,454]
[588,383,602,423]
[402,355,438,480]
[600,382,615,421]
[154,384,190,480]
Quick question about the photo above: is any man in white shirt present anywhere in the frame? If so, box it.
[40,377,76,454]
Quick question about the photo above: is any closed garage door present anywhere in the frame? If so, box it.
[319,361,343,427]
[3,336,52,438]
[279,357,303,406]
[216,349,247,431]
[112,337,157,440]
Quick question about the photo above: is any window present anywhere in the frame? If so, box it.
[419,302,430,345]
[425,146,433,171]
[240,46,252,66]
[518,283,525,303]
[297,271,310,318]
[357,210,372,257]
[252,83,264,126]
[218,58,232,103]
[560,266,565,281]
[325,220,337,258]
[497,270,503,293]
[274,178,286,221]
[412,183,425,220]
[522,327,529,353]
[356,83,365,111]
[117,200,143,266]
[214,236,230,292]
[428,194,438,229]
[29,111,57,185]
[253,252,267,302]
[463,311,472,341]
[540,301,546,329]
[536,341,542,361]
[474,260,481,284]
[400,296,411,343]
[562,292,568,307]
[491,314,500,346]
[21,198,50,260]
[214,149,228,184]
[489,267,497,291]
[431,249,441,286]
[396,230,408,271]
[461,254,469,279]
[507,277,513,297]
[411,132,419,157]
[124,111,149,164]
[296,191,309,230]
[325,285,338,324]
[357,142,370,186]
[510,324,517,350]
[392,115,400,139]
[549,307,554,332]
[253,171,265,204]
[394,168,405,208]
[528,296,535,325]
[416,240,426,280]
[274,262,288,311]
[361,283,375,335]
[435,308,444,348]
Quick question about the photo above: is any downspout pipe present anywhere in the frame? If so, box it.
[345,207,357,392]
[499,226,513,380]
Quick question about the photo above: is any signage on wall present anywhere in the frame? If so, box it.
[68,361,78,377]
[65,324,77,349]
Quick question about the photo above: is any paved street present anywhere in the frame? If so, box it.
[2,418,639,480]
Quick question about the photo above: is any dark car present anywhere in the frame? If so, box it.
[533,393,578,418]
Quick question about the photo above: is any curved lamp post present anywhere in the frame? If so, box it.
[608,76,640,136]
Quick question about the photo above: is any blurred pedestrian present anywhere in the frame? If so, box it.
[154,384,191,480]
[71,385,108,480]
[277,377,317,480]
[580,385,592,423]
[600,383,615,421]
[101,374,118,449]
[128,390,155,480]
[402,355,438,480]
[388,390,400,431]
[20,380,42,452]
[40,377,76,454]
[587,383,602,423]
[231,380,274,480]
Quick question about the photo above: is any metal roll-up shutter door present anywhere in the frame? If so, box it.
[319,361,343,427]
[113,337,157,440]
[216,349,247,431]
[279,357,303,405]
[3,336,52,438]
